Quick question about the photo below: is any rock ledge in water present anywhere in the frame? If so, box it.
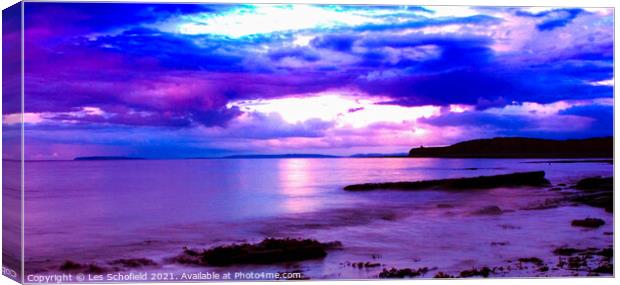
[571,218,605,228]
[344,171,549,191]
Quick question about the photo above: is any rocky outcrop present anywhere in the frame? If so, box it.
[173,238,341,266]
[344,171,549,191]
[408,137,612,158]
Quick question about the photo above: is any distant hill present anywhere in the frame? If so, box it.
[74,156,145,161]
[408,137,613,158]
[221,154,340,159]
[350,153,408,158]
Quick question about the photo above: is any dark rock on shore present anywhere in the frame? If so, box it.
[523,176,613,213]
[553,247,586,256]
[59,261,107,274]
[344,171,549,191]
[512,257,549,272]
[572,177,613,212]
[173,238,341,266]
[378,267,429,278]
[592,264,613,274]
[571,193,613,213]
[597,248,613,258]
[554,246,613,259]
[59,261,84,271]
[518,257,544,266]
[554,245,613,275]
[518,257,543,265]
[575,177,613,191]
[433,272,455,278]
[571,218,605,228]
[350,261,381,268]
[408,137,612,158]
[472,206,503,215]
[459,267,492,278]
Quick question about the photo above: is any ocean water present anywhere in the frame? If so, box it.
[23,158,613,279]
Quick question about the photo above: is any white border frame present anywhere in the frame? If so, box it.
[0,1,617,285]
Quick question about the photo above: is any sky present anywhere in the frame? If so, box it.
[2,3,614,159]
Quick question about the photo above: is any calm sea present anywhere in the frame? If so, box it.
[23,158,613,278]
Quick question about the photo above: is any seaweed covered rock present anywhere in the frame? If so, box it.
[518,257,544,266]
[433,272,455,278]
[350,261,381,268]
[459,267,492,278]
[378,267,429,278]
[592,264,613,274]
[575,177,613,191]
[553,247,585,256]
[59,261,82,271]
[554,246,613,258]
[173,238,341,266]
[571,218,605,228]
[571,177,613,212]
[572,194,613,213]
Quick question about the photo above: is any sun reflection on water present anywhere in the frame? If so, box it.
[277,159,322,213]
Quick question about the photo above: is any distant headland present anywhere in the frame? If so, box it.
[409,137,613,158]
[74,156,145,161]
[216,154,338,159]
[70,137,613,161]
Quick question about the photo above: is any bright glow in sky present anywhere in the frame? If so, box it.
[230,92,440,128]
[157,5,384,37]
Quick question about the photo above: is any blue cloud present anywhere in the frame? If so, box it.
[515,8,585,31]
[269,47,321,62]
[25,3,215,33]
[353,14,501,32]
[81,28,246,72]
[419,104,613,140]
[311,34,356,52]
[225,112,335,140]
[419,111,530,129]
[559,104,613,137]
[328,5,433,14]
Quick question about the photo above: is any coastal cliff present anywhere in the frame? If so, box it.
[409,137,613,158]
